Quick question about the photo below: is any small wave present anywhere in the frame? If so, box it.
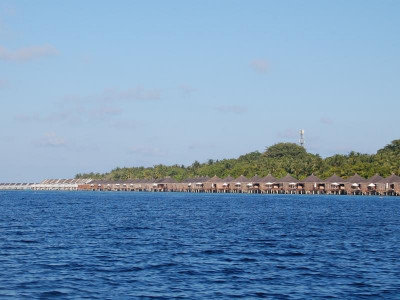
[148,262,178,270]
[239,257,257,262]
[18,239,40,244]
[115,266,144,272]
[222,267,245,275]
[201,249,225,255]
[177,269,199,276]
[279,251,306,257]
[39,290,68,297]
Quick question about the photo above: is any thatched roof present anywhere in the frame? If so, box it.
[185,176,209,183]
[347,173,366,184]
[301,173,323,183]
[366,174,383,183]
[207,175,222,183]
[182,178,194,183]
[157,177,178,184]
[222,176,235,183]
[249,175,262,183]
[234,175,249,183]
[278,174,299,183]
[140,178,154,183]
[260,174,278,183]
[378,174,400,184]
[325,174,346,183]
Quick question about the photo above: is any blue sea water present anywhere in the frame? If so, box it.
[0,191,399,299]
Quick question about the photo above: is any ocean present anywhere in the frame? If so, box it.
[0,191,399,299]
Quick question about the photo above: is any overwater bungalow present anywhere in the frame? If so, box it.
[361,174,383,195]
[245,175,262,193]
[345,173,366,195]
[146,179,157,191]
[260,174,279,193]
[128,178,147,191]
[151,177,178,192]
[325,174,347,194]
[126,180,137,191]
[112,182,122,191]
[85,180,105,191]
[192,176,209,193]
[232,175,248,193]
[176,177,192,192]
[301,173,325,194]
[219,176,234,193]
[205,175,221,193]
[278,174,299,193]
[377,174,400,196]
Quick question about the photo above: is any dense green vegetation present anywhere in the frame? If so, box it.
[75,140,400,181]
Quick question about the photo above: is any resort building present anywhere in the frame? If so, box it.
[300,174,325,194]
[361,174,383,195]
[2,174,400,196]
[345,174,366,195]
[325,174,347,194]
[260,174,279,193]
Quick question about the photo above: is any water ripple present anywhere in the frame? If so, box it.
[0,191,400,299]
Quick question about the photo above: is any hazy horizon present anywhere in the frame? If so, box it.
[1,1,399,182]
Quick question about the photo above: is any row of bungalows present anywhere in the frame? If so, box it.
[77,173,400,196]
[0,183,35,190]
[79,179,167,192]
[30,179,93,191]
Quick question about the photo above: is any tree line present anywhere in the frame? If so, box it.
[75,140,400,181]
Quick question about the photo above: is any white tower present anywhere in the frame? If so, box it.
[299,129,305,147]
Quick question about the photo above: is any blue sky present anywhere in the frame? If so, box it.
[1,0,399,182]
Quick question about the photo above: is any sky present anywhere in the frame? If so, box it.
[1,0,399,182]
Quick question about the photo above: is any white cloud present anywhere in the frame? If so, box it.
[250,59,268,74]
[34,132,67,148]
[0,44,59,62]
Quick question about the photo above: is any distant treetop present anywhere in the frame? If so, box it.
[264,143,307,158]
